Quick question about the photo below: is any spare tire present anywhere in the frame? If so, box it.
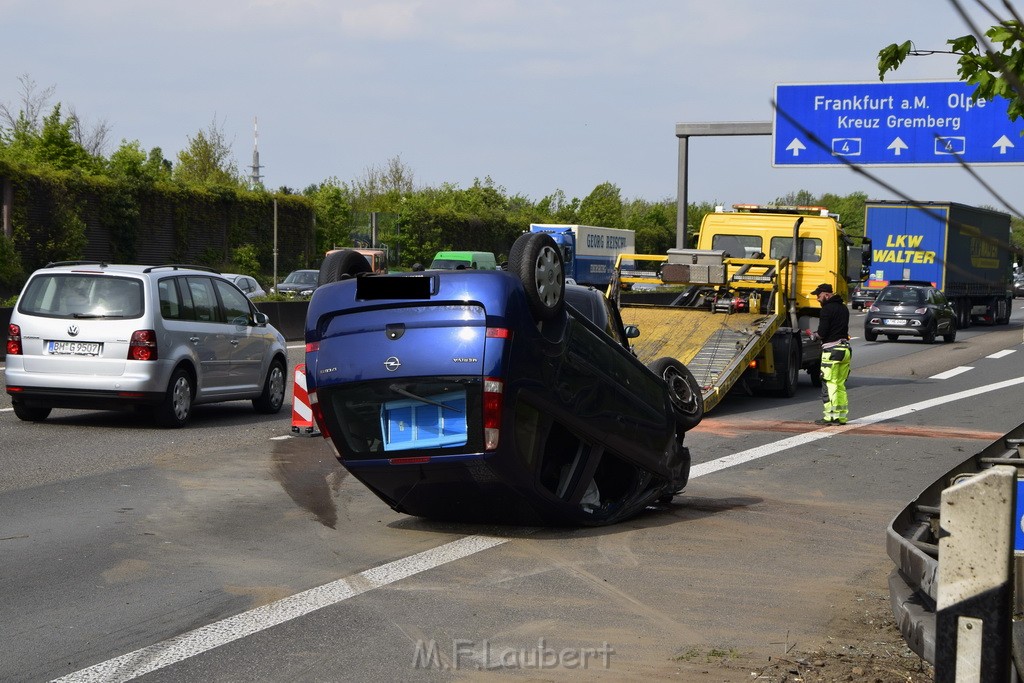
[507,232,565,321]
[647,357,704,431]
[319,250,371,286]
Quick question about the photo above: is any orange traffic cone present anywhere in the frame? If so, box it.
[291,363,320,436]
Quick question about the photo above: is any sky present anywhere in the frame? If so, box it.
[2,0,1022,216]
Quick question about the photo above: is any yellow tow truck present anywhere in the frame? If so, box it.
[609,205,870,413]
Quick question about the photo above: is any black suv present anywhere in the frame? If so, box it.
[864,280,956,343]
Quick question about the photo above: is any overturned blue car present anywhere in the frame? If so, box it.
[303,232,700,526]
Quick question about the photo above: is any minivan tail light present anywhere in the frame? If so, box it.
[7,324,21,355]
[128,329,158,361]
[483,377,504,451]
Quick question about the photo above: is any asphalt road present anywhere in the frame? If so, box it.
[2,306,1023,681]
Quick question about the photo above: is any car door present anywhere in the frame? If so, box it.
[931,289,955,332]
[180,276,235,394]
[213,278,264,392]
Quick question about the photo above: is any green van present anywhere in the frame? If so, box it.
[428,251,498,270]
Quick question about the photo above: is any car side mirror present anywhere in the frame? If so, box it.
[624,324,640,339]
[254,311,269,326]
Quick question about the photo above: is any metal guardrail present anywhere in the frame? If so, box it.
[887,421,1024,673]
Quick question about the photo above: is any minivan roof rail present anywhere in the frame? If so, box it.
[143,264,221,274]
[45,260,108,268]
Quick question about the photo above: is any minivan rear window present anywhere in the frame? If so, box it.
[18,274,144,319]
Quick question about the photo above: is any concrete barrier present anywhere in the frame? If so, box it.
[255,300,308,342]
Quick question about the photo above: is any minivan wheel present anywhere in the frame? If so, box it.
[647,357,704,431]
[318,249,372,286]
[508,232,565,321]
[253,359,286,413]
[13,401,51,422]
[155,368,193,428]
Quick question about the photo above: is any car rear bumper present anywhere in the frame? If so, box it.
[7,385,166,410]
[867,324,928,337]
[4,361,171,395]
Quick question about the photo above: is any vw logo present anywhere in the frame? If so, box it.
[384,356,402,372]
[67,325,79,337]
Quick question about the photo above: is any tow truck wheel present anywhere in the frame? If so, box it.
[318,249,372,287]
[775,342,799,398]
[808,363,823,388]
[508,232,565,321]
[648,357,703,431]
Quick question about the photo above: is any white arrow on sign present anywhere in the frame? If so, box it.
[786,138,807,157]
[888,137,909,156]
[993,135,1015,154]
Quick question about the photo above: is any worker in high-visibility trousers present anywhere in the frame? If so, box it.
[807,283,851,426]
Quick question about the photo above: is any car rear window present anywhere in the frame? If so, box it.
[878,287,924,305]
[18,274,144,319]
[319,378,483,459]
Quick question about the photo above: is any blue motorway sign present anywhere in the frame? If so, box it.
[1016,478,1024,555]
[773,81,1024,166]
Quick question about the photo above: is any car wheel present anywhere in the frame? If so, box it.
[943,321,957,343]
[13,401,51,422]
[253,359,286,413]
[922,324,936,344]
[155,367,194,428]
[318,249,371,286]
[647,357,704,431]
[507,232,565,321]
[864,328,878,342]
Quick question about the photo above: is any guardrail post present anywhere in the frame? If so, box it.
[935,464,1015,682]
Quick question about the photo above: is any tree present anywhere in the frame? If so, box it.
[107,140,172,182]
[352,155,414,213]
[304,177,353,252]
[35,104,96,172]
[68,104,111,158]
[174,117,241,186]
[578,182,624,228]
[878,16,1024,120]
[0,73,55,133]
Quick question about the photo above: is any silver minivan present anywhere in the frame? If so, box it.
[5,262,288,427]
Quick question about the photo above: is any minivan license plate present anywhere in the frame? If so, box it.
[48,340,101,355]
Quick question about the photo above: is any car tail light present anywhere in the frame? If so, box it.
[128,329,158,361]
[306,341,320,352]
[486,327,511,339]
[308,390,331,439]
[7,324,22,355]
[483,377,504,450]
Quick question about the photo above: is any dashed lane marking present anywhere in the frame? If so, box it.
[930,366,974,380]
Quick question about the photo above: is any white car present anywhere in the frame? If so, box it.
[221,273,267,299]
[5,262,288,427]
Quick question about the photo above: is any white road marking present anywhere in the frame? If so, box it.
[46,371,1024,681]
[987,349,1016,359]
[930,366,974,380]
[53,535,508,682]
[690,374,1024,478]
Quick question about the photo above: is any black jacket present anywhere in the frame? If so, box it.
[816,295,850,344]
